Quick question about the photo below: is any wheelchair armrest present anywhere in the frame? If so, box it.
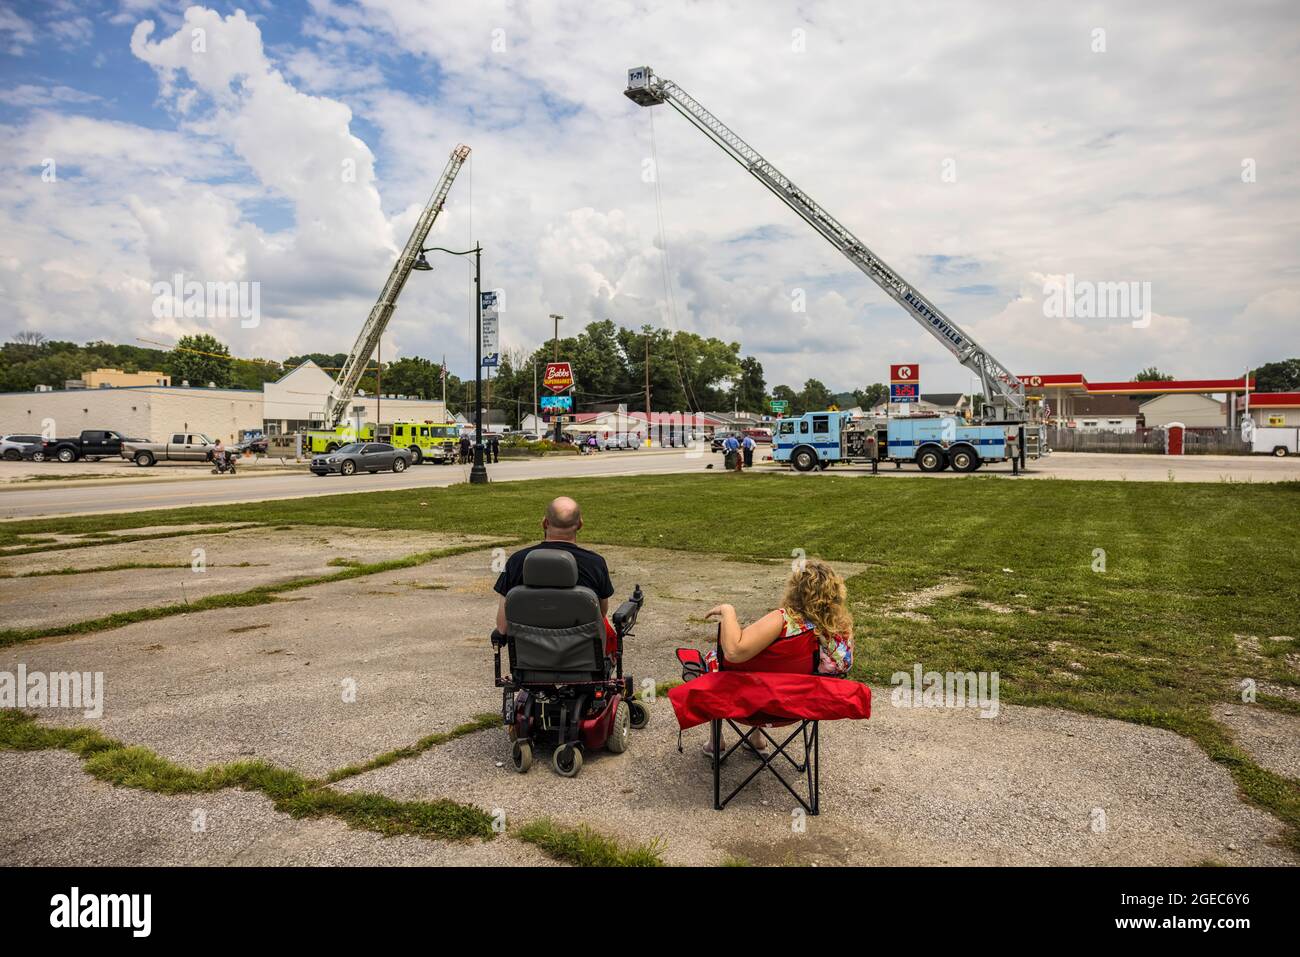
[612,584,645,637]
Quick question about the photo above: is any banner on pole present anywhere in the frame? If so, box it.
[480,291,499,367]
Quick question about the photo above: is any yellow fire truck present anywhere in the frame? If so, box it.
[302,421,459,464]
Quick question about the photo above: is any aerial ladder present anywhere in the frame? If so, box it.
[624,68,1029,425]
[324,144,471,427]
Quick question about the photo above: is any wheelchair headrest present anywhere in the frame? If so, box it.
[522,549,579,588]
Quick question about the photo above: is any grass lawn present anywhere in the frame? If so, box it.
[3,472,1298,844]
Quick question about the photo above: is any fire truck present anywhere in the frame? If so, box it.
[624,68,1048,472]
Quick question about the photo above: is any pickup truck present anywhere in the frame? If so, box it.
[36,429,132,463]
[121,432,218,467]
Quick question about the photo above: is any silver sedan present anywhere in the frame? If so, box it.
[310,442,411,477]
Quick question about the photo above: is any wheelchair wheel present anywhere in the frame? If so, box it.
[511,740,532,774]
[629,700,650,730]
[551,743,583,777]
[606,700,631,753]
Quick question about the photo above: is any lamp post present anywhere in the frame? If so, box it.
[415,243,488,484]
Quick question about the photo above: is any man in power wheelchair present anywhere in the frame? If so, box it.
[490,497,649,777]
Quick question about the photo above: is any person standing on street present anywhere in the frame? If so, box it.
[488,432,500,463]
[742,433,756,469]
[723,433,741,472]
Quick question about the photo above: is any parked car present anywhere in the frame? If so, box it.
[310,442,411,476]
[1,434,44,461]
[599,431,642,450]
[233,436,268,455]
[742,427,773,445]
[122,433,217,467]
[38,429,133,463]
[710,431,738,453]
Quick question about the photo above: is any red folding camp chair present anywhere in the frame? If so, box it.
[670,627,870,813]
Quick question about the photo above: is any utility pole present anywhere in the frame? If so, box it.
[644,332,651,447]
[376,336,381,430]
[441,353,447,414]
[533,362,538,434]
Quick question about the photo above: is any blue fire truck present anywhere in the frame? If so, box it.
[773,410,1044,473]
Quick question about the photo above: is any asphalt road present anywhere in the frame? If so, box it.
[2,449,1296,520]
[0,449,709,519]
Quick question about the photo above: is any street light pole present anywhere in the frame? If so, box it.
[470,243,487,484]
[418,243,489,485]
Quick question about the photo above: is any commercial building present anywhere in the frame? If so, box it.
[0,384,262,444]
[261,361,445,435]
[1238,392,1300,428]
[0,358,446,444]
[1019,373,1253,428]
[72,368,172,389]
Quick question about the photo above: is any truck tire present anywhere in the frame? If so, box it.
[408,446,422,465]
[326,443,340,454]
[134,451,155,467]
[1273,446,1289,457]
[792,447,818,472]
[916,446,946,472]
[949,446,979,472]
[56,447,77,463]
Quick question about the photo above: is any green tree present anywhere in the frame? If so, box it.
[1133,367,1175,382]
[771,384,800,414]
[735,356,766,412]
[171,334,234,388]
[1250,359,1300,393]
[799,378,835,411]
[853,383,888,409]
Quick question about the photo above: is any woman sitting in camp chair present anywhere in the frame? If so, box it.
[700,560,854,756]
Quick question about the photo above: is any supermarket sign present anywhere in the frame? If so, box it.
[543,361,574,393]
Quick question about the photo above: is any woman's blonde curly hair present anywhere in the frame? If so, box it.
[783,560,853,640]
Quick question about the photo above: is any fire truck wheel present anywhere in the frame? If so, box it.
[792,448,818,472]
[916,446,946,472]
[949,447,979,472]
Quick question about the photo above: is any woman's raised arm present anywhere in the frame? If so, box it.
[704,605,786,664]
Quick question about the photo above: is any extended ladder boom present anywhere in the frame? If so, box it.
[326,144,471,427]
[624,68,1025,420]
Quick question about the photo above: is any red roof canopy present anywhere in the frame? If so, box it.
[1238,392,1300,409]
[1018,374,1253,394]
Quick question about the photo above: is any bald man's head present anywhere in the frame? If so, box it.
[543,496,582,540]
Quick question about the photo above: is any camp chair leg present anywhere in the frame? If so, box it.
[713,720,820,814]
[712,720,723,810]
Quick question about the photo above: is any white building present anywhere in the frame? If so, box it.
[1070,396,1143,433]
[1139,393,1226,428]
[260,360,446,435]
[0,358,447,444]
[0,384,263,444]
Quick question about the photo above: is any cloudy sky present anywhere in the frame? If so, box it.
[1,0,1297,393]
